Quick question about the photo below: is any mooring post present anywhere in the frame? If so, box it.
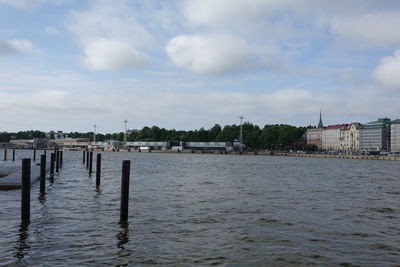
[12,149,15,161]
[82,150,86,164]
[4,149,7,161]
[96,154,101,186]
[56,150,60,173]
[33,149,36,162]
[44,149,47,156]
[21,158,31,223]
[120,160,131,223]
[86,149,89,169]
[50,153,55,177]
[40,154,46,194]
[89,151,93,175]
[60,150,63,168]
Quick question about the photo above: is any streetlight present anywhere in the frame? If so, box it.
[93,124,97,144]
[239,116,244,144]
[123,119,128,146]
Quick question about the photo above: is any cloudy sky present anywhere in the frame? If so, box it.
[1,0,400,133]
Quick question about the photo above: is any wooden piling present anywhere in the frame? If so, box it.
[86,149,89,169]
[12,149,15,161]
[21,158,31,223]
[33,149,36,162]
[56,150,60,173]
[50,153,55,177]
[89,151,93,175]
[4,149,7,161]
[96,154,101,187]
[82,150,86,164]
[119,160,131,223]
[40,154,46,194]
[60,151,63,168]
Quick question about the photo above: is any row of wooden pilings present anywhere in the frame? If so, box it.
[82,149,131,223]
[18,149,131,225]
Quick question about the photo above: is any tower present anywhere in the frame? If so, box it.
[239,116,244,144]
[318,110,323,128]
[123,119,128,145]
[93,124,97,144]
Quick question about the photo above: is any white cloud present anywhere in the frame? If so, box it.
[184,0,293,27]
[374,49,400,90]
[0,39,34,57]
[165,34,279,75]
[0,0,67,9]
[45,26,59,35]
[0,0,43,8]
[1,63,399,131]
[69,1,156,71]
[329,13,400,47]
[83,38,149,71]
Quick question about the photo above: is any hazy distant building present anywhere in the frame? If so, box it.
[359,118,391,152]
[340,123,361,152]
[306,111,323,149]
[306,128,323,149]
[390,119,400,153]
[322,124,348,151]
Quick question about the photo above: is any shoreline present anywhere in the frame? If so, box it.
[88,149,400,161]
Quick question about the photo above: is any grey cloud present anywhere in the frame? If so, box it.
[0,39,33,57]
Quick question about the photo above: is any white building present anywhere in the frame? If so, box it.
[340,123,361,152]
[322,124,348,151]
[391,120,400,153]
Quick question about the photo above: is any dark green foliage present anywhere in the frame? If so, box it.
[0,122,306,150]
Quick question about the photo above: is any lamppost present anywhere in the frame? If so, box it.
[239,116,244,145]
[123,119,128,147]
[93,124,97,145]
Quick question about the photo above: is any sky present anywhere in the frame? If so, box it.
[1,0,400,133]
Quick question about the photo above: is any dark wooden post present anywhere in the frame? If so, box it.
[56,150,60,173]
[4,149,7,161]
[119,160,131,223]
[86,149,89,169]
[50,153,55,177]
[60,151,63,168]
[21,158,31,223]
[89,151,93,175]
[82,150,86,164]
[44,149,47,156]
[33,149,36,162]
[12,149,15,161]
[96,154,101,186]
[40,155,46,194]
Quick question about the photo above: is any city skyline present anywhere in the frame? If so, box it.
[1,0,400,132]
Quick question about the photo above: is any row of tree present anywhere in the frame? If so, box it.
[0,123,307,150]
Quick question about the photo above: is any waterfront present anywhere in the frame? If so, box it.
[0,151,399,266]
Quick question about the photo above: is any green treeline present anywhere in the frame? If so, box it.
[0,123,306,150]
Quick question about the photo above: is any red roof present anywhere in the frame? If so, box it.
[324,123,362,130]
[324,124,350,130]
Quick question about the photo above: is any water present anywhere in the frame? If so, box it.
[0,151,399,266]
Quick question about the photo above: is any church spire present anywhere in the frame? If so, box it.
[318,109,323,128]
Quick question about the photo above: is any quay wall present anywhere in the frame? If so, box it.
[86,148,400,161]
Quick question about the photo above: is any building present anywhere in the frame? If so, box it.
[49,138,90,148]
[340,123,361,152]
[322,124,349,151]
[359,118,391,152]
[390,119,400,153]
[306,128,323,149]
[306,110,324,149]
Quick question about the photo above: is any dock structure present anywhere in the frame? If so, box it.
[0,163,49,190]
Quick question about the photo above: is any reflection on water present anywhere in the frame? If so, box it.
[0,151,399,266]
[14,223,29,263]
